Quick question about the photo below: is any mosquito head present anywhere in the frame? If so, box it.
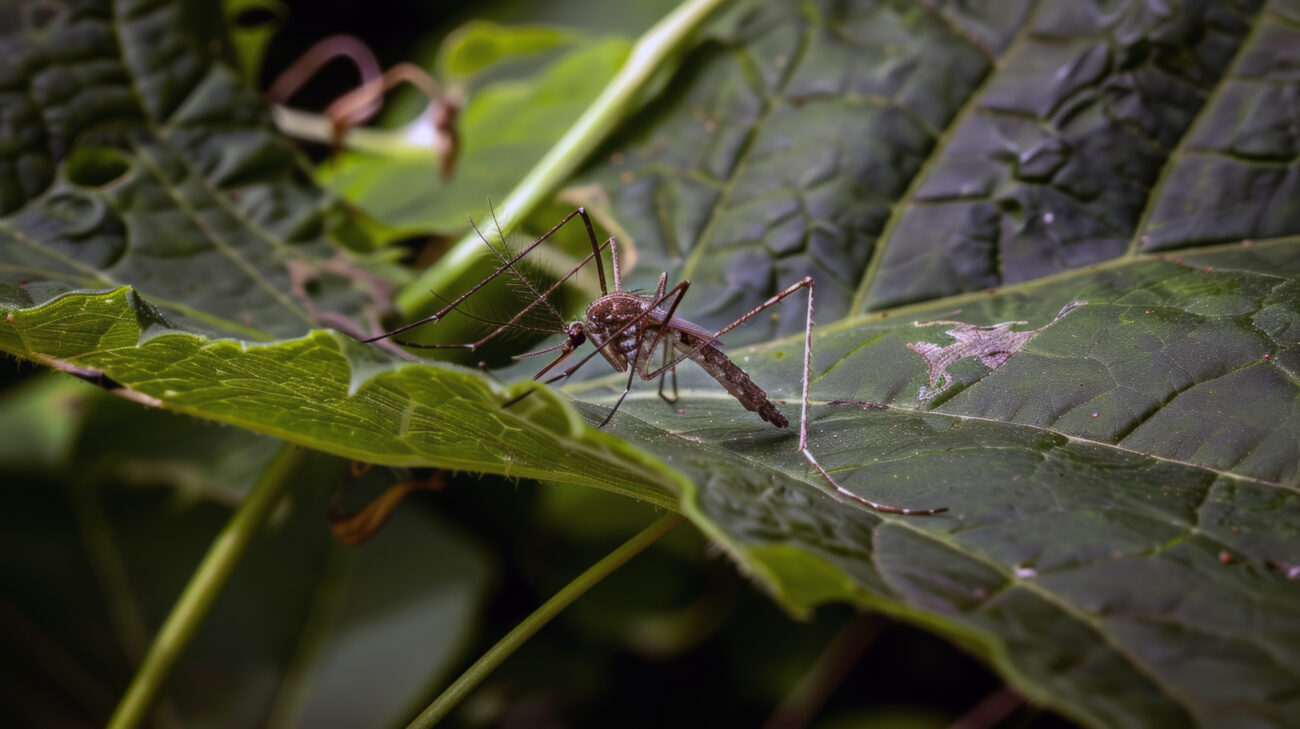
[564,321,586,347]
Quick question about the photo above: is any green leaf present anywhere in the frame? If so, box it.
[222,0,286,86]
[5,1,1300,728]
[436,21,579,79]
[0,469,494,728]
[0,286,681,509]
[0,0,378,340]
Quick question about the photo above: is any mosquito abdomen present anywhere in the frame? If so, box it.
[677,332,787,428]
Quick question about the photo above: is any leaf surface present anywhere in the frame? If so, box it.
[0,0,378,339]
[4,1,1300,727]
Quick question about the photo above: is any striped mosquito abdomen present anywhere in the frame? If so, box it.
[587,293,788,428]
[669,330,787,428]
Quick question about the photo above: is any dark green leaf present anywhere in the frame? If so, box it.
[0,0,378,339]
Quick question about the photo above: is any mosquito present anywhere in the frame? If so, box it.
[362,208,946,516]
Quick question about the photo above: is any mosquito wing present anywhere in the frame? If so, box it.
[650,309,724,349]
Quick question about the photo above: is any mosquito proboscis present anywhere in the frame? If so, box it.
[362,208,946,516]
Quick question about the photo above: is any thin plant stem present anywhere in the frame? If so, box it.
[406,512,685,729]
[394,0,731,315]
[106,443,308,729]
[949,685,1025,729]
[761,613,884,729]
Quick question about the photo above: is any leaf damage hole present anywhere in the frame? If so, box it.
[907,300,1086,403]
[65,147,132,188]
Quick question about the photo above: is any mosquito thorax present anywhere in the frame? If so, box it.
[585,293,647,330]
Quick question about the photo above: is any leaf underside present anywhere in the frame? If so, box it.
[4,1,1300,728]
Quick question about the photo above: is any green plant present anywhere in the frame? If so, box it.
[2,1,1298,727]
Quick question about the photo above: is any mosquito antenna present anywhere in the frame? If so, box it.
[481,202,567,328]
[480,238,609,341]
[427,290,557,335]
[395,236,616,352]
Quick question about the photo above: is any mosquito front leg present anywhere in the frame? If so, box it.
[499,341,580,410]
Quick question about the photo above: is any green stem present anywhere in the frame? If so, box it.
[395,0,731,315]
[406,512,685,729]
[106,443,307,729]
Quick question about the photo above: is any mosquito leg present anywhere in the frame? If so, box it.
[577,208,608,295]
[644,277,810,378]
[610,236,625,292]
[599,356,641,428]
[801,450,947,515]
[656,337,678,405]
[499,387,535,410]
[639,278,691,373]
[634,276,948,516]
[500,340,582,409]
[647,271,678,401]
[789,279,948,516]
[641,270,670,393]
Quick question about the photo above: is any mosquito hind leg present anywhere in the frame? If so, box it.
[787,278,948,516]
[800,449,947,515]
[656,337,678,405]
[639,275,946,515]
